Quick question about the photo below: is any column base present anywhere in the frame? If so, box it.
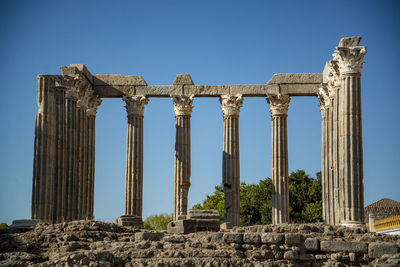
[115,215,143,228]
[340,221,367,230]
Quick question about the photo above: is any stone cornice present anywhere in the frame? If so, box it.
[267,94,290,116]
[333,46,367,74]
[171,95,194,116]
[123,95,149,117]
[220,95,243,117]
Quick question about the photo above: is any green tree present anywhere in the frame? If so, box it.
[289,170,322,223]
[0,222,8,229]
[192,170,322,226]
[192,185,226,222]
[143,214,173,230]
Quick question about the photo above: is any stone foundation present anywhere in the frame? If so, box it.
[1,220,399,266]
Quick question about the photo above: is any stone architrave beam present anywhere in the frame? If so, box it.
[92,73,322,98]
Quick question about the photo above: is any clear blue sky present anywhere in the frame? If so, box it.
[0,1,399,224]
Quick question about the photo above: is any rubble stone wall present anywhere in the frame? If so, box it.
[1,221,399,266]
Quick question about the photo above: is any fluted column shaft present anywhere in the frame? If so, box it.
[64,88,78,221]
[76,106,86,220]
[318,86,329,224]
[221,95,243,227]
[123,96,148,218]
[332,87,341,225]
[86,96,101,220]
[340,73,364,225]
[268,94,290,224]
[171,95,194,220]
[334,45,366,226]
[32,75,57,222]
[54,86,66,222]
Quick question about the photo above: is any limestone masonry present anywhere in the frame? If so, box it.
[31,37,366,229]
[1,220,399,266]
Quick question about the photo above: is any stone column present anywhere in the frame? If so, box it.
[76,90,93,220]
[64,86,78,221]
[171,95,194,221]
[53,85,66,222]
[317,85,330,224]
[322,59,341,225]
[119,95,148,226]
[86,95,102,220]
[267,94,290,224]
[333,40,366,227]
[32,75,57,222]
[221,95,243,227]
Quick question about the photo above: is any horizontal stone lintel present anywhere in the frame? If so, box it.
[94,83,321,98]
[37,71,323,98]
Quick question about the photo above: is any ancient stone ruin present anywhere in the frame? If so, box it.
[31,37,367,229]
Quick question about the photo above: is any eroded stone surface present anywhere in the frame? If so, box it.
[1,221,399,266]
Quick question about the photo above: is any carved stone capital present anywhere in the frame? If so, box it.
[317,84,330,113]
[123,95,149,117]
[65,87,79,101]
[267,94,290,116]
[77,89,94,109]
[56,75,92,92]
[323,60,340,88]
[220,95,243,117]
[87,95,102,116]
[333,46,367,74]
[171,95,194,116]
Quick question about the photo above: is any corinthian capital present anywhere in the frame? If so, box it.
[123,95,149,116]
[267,94,290,116]
[65,87,79,101]
[87,95,102,116]
[171,95,194,116]
[77,89,94,109]
[323,60,340,88]
[220,95,243,117]
[333,46,367,74]
[317,84,330,113]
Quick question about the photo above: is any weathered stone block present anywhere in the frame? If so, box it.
[136,85,183,96]
[115,216,143,228]
[243,233,261,245]
[93,74,147,86]
[220,222,232,230]
[261,233,284,244]
[339,36,361,47]
[134,232,164,242]
[223,233,243,244]
[173,74,194,85]
[304,238,320,251]
[187,209,219,220]
[285,234,303,245]
[267,73,322,85]
[283,250,299,260]
[183,85,230,96]
[167,219,196,234]
[164,235,186,243]
[368,242,399,259]
[229,84,269,95]
[9,219,38,230]
[320,241,368,253]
